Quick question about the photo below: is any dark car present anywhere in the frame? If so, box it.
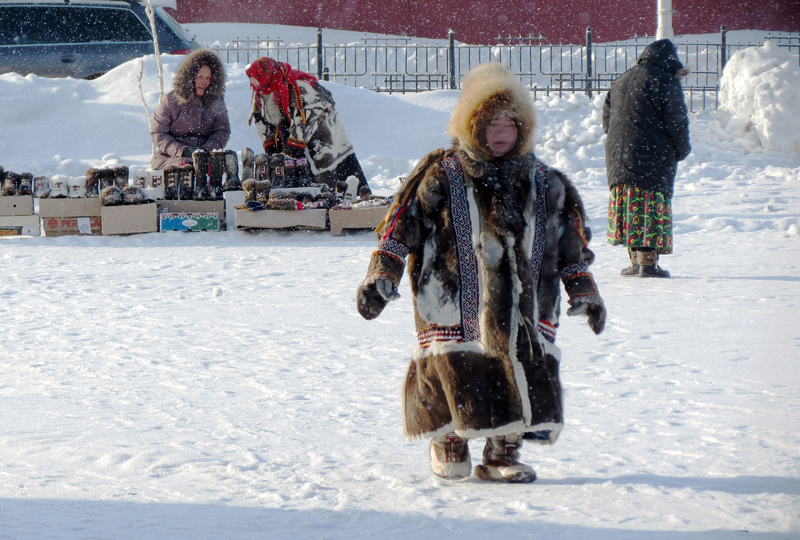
[0,0,199,79]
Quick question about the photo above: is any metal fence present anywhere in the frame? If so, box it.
[212,28,800,112]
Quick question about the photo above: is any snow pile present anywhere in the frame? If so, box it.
[718,41,800,154]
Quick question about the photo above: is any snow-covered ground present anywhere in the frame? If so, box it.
[1,24,799,540]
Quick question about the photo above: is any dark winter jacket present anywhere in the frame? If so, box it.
[602,39,691,198]
[251,80,368,192]
[150,49,231,169]
[357,64,603,444]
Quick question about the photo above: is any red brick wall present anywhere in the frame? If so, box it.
[170,0,800,45]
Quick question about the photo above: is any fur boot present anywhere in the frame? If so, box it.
[33,176,51,198]
[637,250,670,278]
[50,175,69,198]
[234,178,260,210]
[112,166,129,188]
[17,173,32,195]
[254,153,270,183]
[295,157,312,187]
[98,168,115,190]
[208,150,225,200]
[222,150,241,191]
[474,434,536,483]
[163,166,179,200]
[1,171,18,196]
[192,149,209,200]
[85,169,101,197]
[283,156,297,188]
[241,147,255,183]
[270,153,286,188]
[620,248,639,277]
[429,433,471,480]
[178,165,194,200]
[255,180,271,203]
[67,176,86,198]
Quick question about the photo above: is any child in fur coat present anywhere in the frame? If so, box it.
[357,63,606,483]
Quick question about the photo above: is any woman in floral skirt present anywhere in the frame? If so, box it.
[603,39,691,278]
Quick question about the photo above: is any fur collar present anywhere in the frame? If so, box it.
[454,142,537,181]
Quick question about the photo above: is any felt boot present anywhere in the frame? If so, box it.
[637,250,671,278]
[474,433,536,483]
[429,433,471,480]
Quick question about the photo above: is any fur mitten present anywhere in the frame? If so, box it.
[100,185,123,206]
[121,186,145,205]
[356,275,396,320]
[566,294,606,335]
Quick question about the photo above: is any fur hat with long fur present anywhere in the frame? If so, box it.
[447,63,536,161]
[172,49,226,107]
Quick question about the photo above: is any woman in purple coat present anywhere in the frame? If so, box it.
[150,49,231,170]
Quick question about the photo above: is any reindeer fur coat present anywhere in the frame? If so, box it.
[357,64,604,444]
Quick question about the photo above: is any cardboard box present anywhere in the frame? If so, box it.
[0,215,40,237]
[0,195,34,216]
[42,216,102,237]
[39,198,102,218]
[329,206,390,235]
[160,212,220,232]
[159,200,226,231]
[101,203,158,235]
[235,208,328,230]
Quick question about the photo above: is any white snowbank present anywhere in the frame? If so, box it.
[718,41,800,154]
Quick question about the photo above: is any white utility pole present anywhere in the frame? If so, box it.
[656,0,674,40]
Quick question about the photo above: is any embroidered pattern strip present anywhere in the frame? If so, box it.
[418,326,463,346]
[376,237,410,261]
[560,260,590,281]
[441,157,481,343]
[529,167,548,286]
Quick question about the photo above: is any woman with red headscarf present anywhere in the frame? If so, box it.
[246,57,370,193]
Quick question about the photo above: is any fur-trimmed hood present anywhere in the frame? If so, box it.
[172,48,226,107]
[447,63,536,162]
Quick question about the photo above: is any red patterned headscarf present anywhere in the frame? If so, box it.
[246,57,318,125]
